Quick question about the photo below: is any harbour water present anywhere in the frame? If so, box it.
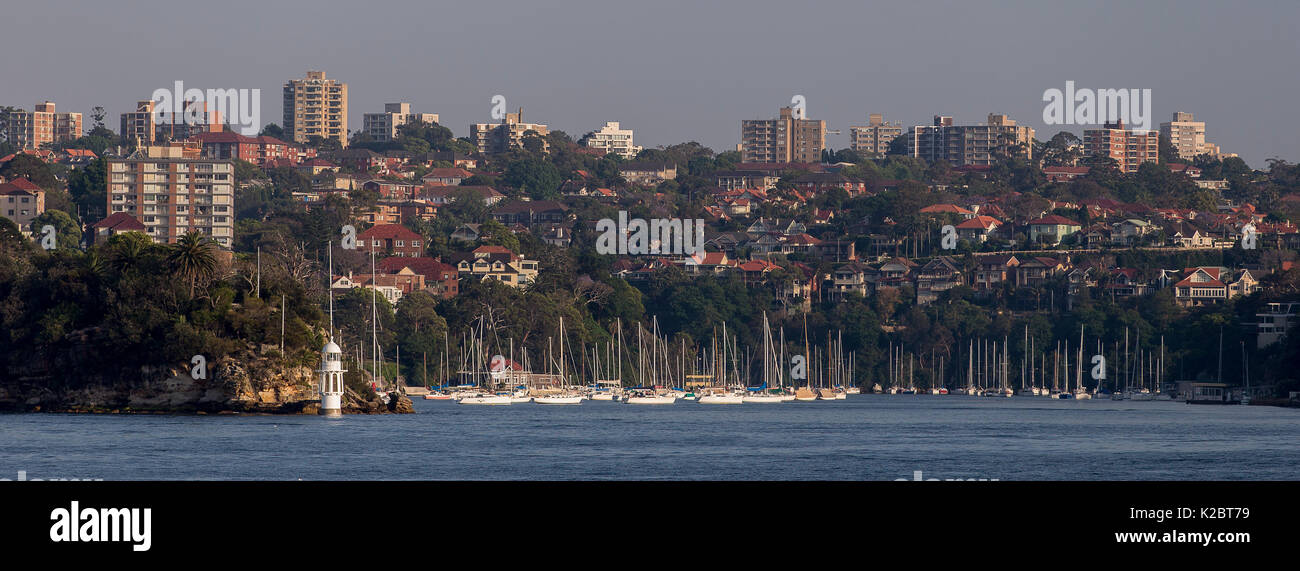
[2,396,1297,480]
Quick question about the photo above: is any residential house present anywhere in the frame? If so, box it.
[421,167,474,186]
[425,185,505,207]
[489,200,570,226]
[1067,267,1095,296]
[619,162,677,185]
[792,172,866,195]
[973,254,1019,290]
[831,262,873,299]
[1015,256,1068,286]
[1112,219,1156,246]
[1173,267,1258,307]
[736,259,780,284]
[1027,215,1081,246]
[454,245,539,288]
[357,224,424,257]
[1106,268,1151,297]
[89,212,148,246]
[955,215,1001,243]
[1168,221,1215,248]
[450,223,483,243]
[715,170,779,191]
[0,178,45,232]
[915,257,963,305]
[876,257,917,291]
[685,251,735,276]
[362,179,421,201]
[376,256,459,299]
[919,203,976,220]
[1082,223,1112,249]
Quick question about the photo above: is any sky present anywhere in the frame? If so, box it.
[3,0,1298,167]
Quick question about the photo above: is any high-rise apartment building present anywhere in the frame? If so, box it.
[470,109,548,154]
[741,106,825,163]
[106,143,235,249]
[283,71,349,147]
[580,121,642,159]
[2,101,82,149]
[1160,111,1224,160]
[907,114,1034,166]
[120,100,158,146]
[120,99,223,146]
[849,113,904,156]
[1083,120,1159,173]
[362,103,439,142]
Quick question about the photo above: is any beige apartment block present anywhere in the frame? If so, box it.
[849,113,903,157]
[741,106,825,163]
[3,101,82,149]
[470,109,548,154]
[363,102,439,142]
[1160,111,1226,161]
[581,121,642,159]
[284,71,349,147]
[1084,120,1159,173]
[907,114,1034,166]
[120,99,223,145]
[107,143,235,249]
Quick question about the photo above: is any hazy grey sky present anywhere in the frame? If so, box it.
[4,0,1297,167]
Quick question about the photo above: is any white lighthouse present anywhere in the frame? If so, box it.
[319,243,345,416]
[318,338,345,416]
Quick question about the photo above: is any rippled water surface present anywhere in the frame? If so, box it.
[2,395,1297,480]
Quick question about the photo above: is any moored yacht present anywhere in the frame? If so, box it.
[458,393,512,405]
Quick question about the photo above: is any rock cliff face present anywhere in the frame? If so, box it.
[0,353,413,415]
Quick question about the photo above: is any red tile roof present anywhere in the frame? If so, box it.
[956,215,1000,230]
[358,223,422,241]
[920,203,974,215]
[91,212,147,231]
[376,256,457,278]
[4,177,42,192]
[1028,214,1081,226]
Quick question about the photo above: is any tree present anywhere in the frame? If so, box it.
[502,157,562,199]
[67,157,108,221]
[0,154,59,190]
[394,291,450,385]
[1040,131,1081,167]
[30,210,81,250]
[259,124,285,139]
[167,232,218,298]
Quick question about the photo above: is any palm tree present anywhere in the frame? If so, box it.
[167,231,218,298]
[108,231,152,273]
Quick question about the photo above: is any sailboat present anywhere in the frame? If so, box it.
[743,313,787,403]
[534,317,584,404]
[625,322,677,404]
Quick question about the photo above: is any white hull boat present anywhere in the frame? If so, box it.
[534,395,583,405]
[625,395,677,405]
[742,394,786,403]
[698,393,744,404]
[459,395,512,405]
